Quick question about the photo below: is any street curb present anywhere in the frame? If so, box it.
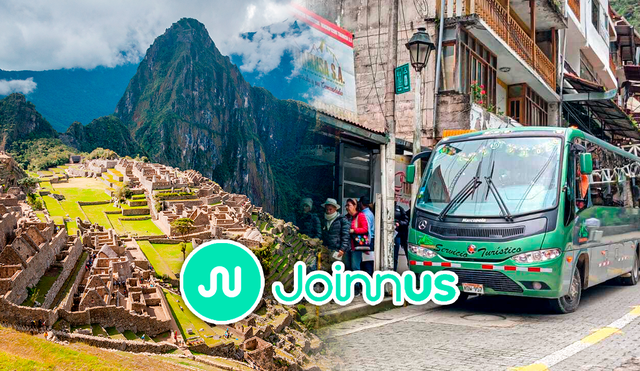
[310,297,397,327]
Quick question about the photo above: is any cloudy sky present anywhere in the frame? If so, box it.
[0,0,304,73]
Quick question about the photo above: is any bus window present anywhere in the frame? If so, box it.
[575,157,589,212]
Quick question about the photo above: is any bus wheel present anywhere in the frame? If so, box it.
[549,268,582,314]
[621,253,639,286]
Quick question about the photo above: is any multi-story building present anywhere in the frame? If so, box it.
[610,8,640,126]
[560,0,640,142]
[301,0,640,145]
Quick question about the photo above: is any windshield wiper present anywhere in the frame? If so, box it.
[438,176,482,221]
[485,175,513,222]
[484,161,513,222]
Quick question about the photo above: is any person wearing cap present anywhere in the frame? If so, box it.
[298,197,321,239]
[320,198,350,269]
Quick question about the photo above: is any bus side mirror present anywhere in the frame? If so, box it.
[406,164,415,184]
[580,153,593,175]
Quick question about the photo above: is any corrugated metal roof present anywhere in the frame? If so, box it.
[564,73,640,140]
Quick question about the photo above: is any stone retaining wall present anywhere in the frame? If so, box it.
[132,235,167,241]
[58,305,171,337]
[122,208,150,216]
[77,201,111,206]
[189,341,238,358]
[43,239,84,309]
[163,199,203,208]
[127,200,148,207]
[153,193,198,201]
[119,216,151,221]
[148,238,182,244]
[59,254,89,311]
[5,228,68,304]
[0,295,57,325]
[53,331,178,354]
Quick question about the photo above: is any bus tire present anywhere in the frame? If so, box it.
[621,252,639,286]
[548,268,582,314]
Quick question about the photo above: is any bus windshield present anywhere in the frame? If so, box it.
[417,136,562,218]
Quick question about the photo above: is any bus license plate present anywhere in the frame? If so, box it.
[462,283,484,294]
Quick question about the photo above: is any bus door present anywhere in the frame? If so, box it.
[570,144,609,285]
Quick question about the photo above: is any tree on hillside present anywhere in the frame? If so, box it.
[171,218,195,260]
[87,148,119,160]
[18,176,39,194]
[114,183,133,202]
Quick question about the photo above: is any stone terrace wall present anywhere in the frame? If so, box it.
[53,331,178,354]
[163,199,203,208]
[77,201,111,206]
[122,208,151,217]
[6,228,68,304]
[58,305,171,337]
[190,341,238,358]
[0,296,57,325]
[42,239,84,309]
[0,212,17,249]
[59,254,89,311]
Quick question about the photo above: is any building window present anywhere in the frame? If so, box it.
[507,84,548,126]
[580,51,598,83]
[459,29,497,108]
[591,0,599,30]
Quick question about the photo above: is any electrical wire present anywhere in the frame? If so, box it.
[364,0,388,125]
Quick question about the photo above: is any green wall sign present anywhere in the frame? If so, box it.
[395,63,411,94]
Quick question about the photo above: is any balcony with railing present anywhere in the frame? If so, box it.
[440,0,558,89]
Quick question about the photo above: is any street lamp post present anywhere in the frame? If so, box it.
[406,28,435,211]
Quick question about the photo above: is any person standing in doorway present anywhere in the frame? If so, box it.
[320,198,350,271]
[345,198,369,295]
[298,198,321,239]
[359,196,375,276]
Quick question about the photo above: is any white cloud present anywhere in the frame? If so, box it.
[228,19,314,75]
[0,0,298,72]
[0,78,37,95]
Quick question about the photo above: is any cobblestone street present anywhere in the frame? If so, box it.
[321,280,640,371]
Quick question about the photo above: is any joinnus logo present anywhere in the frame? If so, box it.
[181,240,264,324]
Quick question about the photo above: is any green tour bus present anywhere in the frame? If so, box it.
[406,126,640,313]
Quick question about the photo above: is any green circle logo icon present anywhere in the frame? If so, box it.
[180,240,264,324]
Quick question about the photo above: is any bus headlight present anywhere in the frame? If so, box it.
[408,244,437,258]
[513,248,561,264]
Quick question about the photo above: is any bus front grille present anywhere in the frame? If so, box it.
[430,225,525,239]
[446,268,524,293]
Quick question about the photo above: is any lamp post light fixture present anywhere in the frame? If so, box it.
[406,27,436,210]
[406,27,435,72]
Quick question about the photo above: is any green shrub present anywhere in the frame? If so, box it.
[27,193,43,210]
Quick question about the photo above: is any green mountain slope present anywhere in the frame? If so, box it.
[0,94,77,170]
[114,18,316,217]
[61,116,145,158]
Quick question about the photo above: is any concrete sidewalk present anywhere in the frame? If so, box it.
[303,251,411,328]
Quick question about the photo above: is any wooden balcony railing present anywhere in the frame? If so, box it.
[442,0,557,88]
[568,0,580,20]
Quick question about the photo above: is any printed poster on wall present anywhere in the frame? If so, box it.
[395,155,412,211]
[290,3,357,123]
